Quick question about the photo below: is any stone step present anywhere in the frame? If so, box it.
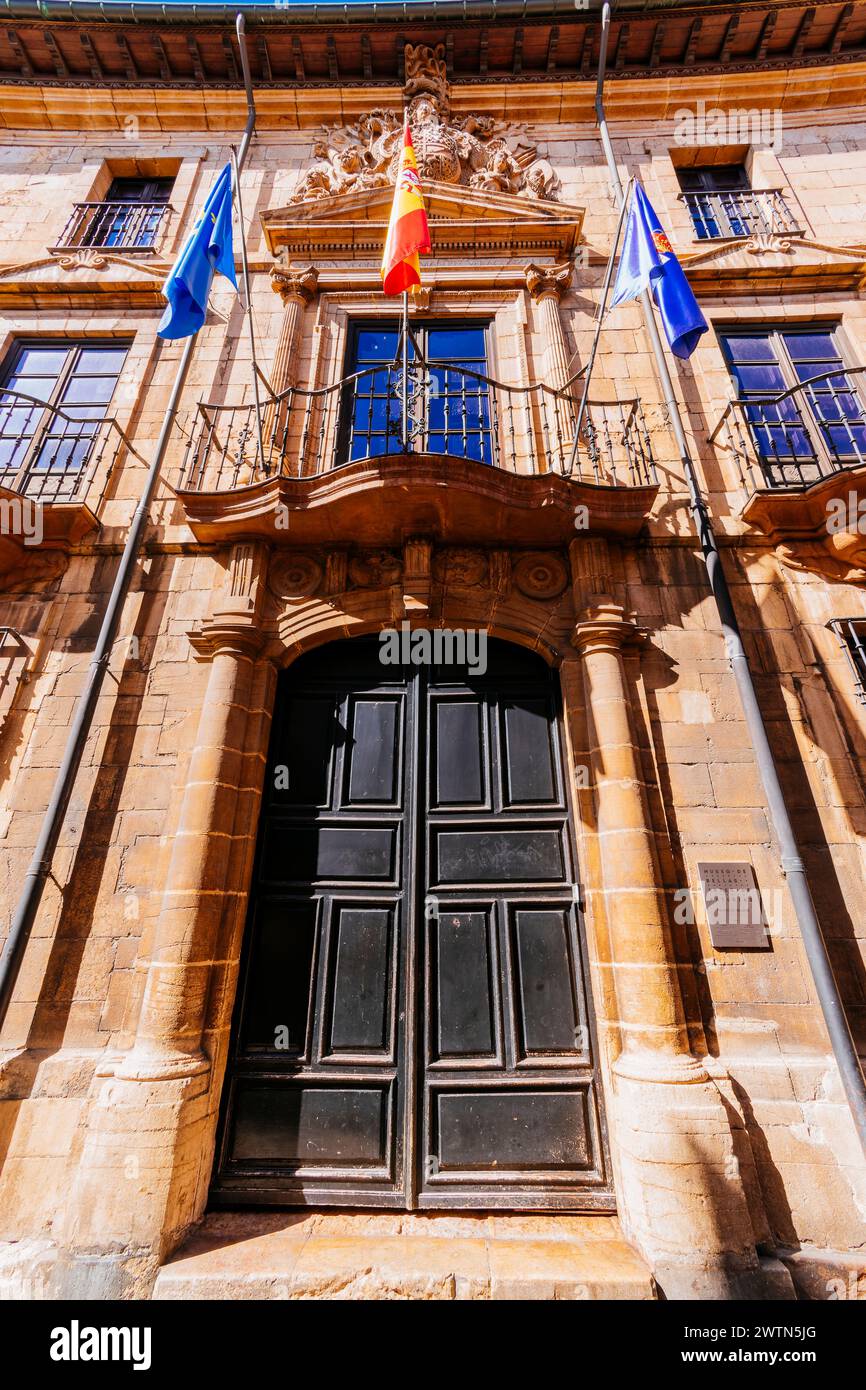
[154,1211,656,1301]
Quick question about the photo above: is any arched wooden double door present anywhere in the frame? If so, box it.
[212,637,611,1210]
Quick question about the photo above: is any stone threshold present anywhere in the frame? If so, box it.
[154,1210,656,1301]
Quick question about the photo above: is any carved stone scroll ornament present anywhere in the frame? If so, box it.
[55,248,110,271]
[290,43,559,205]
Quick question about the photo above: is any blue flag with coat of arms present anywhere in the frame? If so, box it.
[157,162,237,340]
[609,181,708,360]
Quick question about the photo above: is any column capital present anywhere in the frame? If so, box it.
[524,259,573,304]
[571,595,642,655]
[188,621,269,663]
[270,262,319,307]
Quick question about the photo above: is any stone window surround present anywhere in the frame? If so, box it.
[50,148,206,263]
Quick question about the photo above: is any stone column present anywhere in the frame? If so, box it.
[117,637,264,1080]
[53,545,274,1298]
[524,260,575,469]
[573,597,696,1070]
[569,592,792,1300]
[265,262,319,469]
[269,262,319,393]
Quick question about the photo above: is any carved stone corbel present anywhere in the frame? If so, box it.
[402,536,433,615]
[570,536,613,611]
[189,542,270,663]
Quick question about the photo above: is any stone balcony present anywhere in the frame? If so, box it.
[710,367,866,582]
[173,364,662,550]
[0,389,139,587]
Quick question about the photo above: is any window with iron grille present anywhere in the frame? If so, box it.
[56,176,174,252]
[0,340,129,502]
[718,326,866,486]
[341,321,492,465]
[830,619,866,705]
[676,164,800,241]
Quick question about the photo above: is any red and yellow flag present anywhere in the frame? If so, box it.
[381,122,431,296]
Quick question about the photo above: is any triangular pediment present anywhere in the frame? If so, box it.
[261,180,584,264]
[0,251,170,308]
[682,235,866,296]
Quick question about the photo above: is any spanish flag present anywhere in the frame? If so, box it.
[381,122,431,296]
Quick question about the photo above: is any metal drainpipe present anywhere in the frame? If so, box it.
[592,1,866,1150]
[0,14,259,1034]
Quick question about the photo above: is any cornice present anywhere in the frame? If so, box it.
[5,62,866,131]
[0,4,864,91]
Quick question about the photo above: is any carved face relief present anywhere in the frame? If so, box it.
[348,550,403,589]
[433,548,489,588]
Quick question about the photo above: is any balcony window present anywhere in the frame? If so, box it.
[55,177,173,253]
[677,165,800,241]
[718,327,866,487]
[830,619,866,705]
[0,341,129,501]
[342,321,492,464]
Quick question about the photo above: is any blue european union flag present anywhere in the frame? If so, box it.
[157,162,237,340]
[609,182,708,360]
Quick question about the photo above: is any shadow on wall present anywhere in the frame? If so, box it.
[0,552,174,1187]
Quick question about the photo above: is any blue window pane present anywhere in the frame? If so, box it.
[0,405,40,437]
[6,376,56,403]
[61,377,116,406]
[733,363,787,393]
[76,348,129,374]
[783,333,838,361]
[12,348,67,377]
[825,424,866,455]
[355,330,398,361]
[465,434,487,462]
[427,328,486,360]
[723,335,778,364]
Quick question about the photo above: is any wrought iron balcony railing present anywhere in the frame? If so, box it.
[710,367,866,491]
[178,363,659,494]
[829,619,866,706]
[680,189,801,242]
[0,389,140,507]
[53,201,171,253]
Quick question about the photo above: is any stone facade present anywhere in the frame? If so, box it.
[0,6,865,1301]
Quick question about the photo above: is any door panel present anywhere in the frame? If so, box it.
[212,637,611,1209]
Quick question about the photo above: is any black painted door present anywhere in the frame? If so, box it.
[212,637,611,1210]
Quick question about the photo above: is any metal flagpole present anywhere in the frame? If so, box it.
[566,175,633,475]
[593,1,866,1152]
[0,12,259,1033]
[401,289,409,449]
[231,143,266,475]
[232,14,266,474]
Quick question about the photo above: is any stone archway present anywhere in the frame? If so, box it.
[52,537,784,1299]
